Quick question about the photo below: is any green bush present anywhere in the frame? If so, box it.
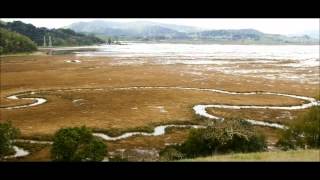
[277,106,320,150]
[0,122,20,158]
[51,126,107,161]
[160,120,267,160]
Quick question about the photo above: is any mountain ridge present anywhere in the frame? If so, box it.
[67,21,319,44]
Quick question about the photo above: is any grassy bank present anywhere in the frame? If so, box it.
[180,149,320,161]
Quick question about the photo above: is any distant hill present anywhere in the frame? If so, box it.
[67,20,191,40]
[290,30,319,40]
[0,27,37,54]
[189,29,263,40]
[188,29,318,44]
[0,21,105,46]
[67,21,319,44]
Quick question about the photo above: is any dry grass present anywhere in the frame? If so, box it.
[181,149,320,161]
[207,108,306,125]
[1,55,318,95]
[1,87,305,136]
[1,55,319,161]
[1,55,314,136]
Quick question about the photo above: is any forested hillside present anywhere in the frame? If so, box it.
[0,28,37,54]
[0,21,105,46]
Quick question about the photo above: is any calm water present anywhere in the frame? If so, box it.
[75,42,320,67]
[71,42,319,84]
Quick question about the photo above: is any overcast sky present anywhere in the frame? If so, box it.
[1,18,319,35]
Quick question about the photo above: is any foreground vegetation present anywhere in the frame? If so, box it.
[160,120,267,160]
[0,122,107,161]
[0,28,37,55]
[0,122,20,159]
[277,106,319,150]
[1,104,318,161]
[179,106,320,161]
[181,149,319,161]
[51,126,107,161]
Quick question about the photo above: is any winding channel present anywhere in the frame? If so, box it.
[2,86,320,159]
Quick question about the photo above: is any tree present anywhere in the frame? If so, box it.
[0,122,20,158]
[51,126,107,161]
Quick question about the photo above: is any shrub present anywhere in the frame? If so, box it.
[0,122,20,158]
[51,126,107,161]
[159,146,185,161]
[276,130,301,150]
[160,120,267,159]
[277,106,320,150]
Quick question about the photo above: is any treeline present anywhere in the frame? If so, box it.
[0,21,105,47]
[0,28,37,55]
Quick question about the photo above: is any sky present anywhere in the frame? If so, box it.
[1,18,319,35]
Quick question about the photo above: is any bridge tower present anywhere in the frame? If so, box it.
[48,36,52,47]
[43,36,46,47]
